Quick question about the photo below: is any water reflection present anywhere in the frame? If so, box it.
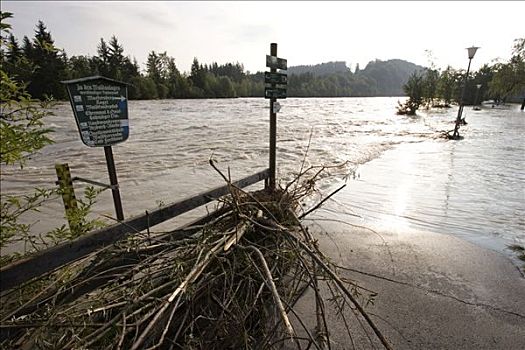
[320,104,524,264]
[444,142,458,218]
[378,148,414,232]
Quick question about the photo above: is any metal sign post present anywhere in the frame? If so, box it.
[268,43,278,189]
[62,76,129,221]
[104,146,124,221]
[265,43,287,190]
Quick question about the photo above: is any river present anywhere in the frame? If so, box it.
[1,97,524,266]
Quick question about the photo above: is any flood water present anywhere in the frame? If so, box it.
[2,97,524,265]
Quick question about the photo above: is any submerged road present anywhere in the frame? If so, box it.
[292,226,525,349]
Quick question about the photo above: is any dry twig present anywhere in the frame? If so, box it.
[1,160,391,349]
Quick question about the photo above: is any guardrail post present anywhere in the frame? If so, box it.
[55,163,79,231]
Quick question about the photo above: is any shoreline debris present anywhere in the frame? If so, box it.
[1,160,392,349]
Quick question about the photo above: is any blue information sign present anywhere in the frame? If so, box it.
[63,76,129,147]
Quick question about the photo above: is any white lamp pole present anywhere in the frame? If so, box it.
[474,84,482,108]
[453,46,479,139]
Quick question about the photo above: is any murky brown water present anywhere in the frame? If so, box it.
[2,98,524,262]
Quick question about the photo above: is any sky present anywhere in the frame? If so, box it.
[3,1,524,74]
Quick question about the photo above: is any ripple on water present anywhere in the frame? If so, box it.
[2,98,523,264]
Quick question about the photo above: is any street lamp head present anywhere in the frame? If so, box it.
[476,84,482,89]
[467,46,480,59]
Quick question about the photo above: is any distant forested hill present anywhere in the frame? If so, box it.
[288,61,350,76]
[358,59,425,95]
[287,59,425,97]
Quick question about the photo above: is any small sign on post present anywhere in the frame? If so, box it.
[264,56,288,101]
[273,102,282,114]
[265,87,287,99]
[62,76,128,221]
[266,55,287,70]
[264,72,288,85]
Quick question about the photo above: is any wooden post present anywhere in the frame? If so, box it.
[55,163,78,231]
[104,146,124,221]
[269,43,277,190]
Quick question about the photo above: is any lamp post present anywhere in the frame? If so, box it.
[452,46,479,139]
[473,84,482,110]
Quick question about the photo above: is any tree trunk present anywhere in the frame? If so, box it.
[521,97,525,110]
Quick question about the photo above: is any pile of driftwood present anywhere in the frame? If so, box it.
[1,161,391,349]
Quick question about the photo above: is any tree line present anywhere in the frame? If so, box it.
[398,39,525,114]
[2,16,524,105]
[0,17,422,100]
[1,20,256,100]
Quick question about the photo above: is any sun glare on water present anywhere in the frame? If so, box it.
[377,149,415,232]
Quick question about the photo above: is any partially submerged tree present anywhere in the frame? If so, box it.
[470,64,494,106]
[422,68,440,107]
[436,66,457,107]
[396,72,424,115]
[489,38,525,108]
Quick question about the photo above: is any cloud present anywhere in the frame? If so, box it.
[3,1,525,74]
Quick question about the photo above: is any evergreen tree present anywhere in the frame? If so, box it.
[189,57,210,95]
[145,51,169,98]
[96,38,110,76]
[108,35,124,79]
[91,36,139,84]
[0,33,34,83]
[21,36,34,63]
[146,51,162,83]
[2,34,23,77]
[164,54,189,98]
[5,34,21,63]
[26,21,67,99]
